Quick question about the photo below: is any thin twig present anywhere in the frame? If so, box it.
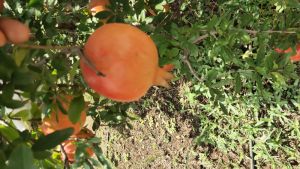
[249,139,256,169]
[72,47,106,77]
[16,44,77,51]
[193,31,217,44]
[60,144,70,169]
[197,29,297,36]
[16,44,106,77]
[7,116,41,122]
[182,49,203,82]
[32,58,48,67]
[244,29,297,35]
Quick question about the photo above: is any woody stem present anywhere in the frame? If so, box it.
[16,44,105,77]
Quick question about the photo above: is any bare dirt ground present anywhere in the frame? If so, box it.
[97,109,201,169]
[92,81,251,169]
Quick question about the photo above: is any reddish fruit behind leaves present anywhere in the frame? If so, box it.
[40,96,87,136]
[80,23,173,102]
[61,140,94,163]
[275,44,300,62]
[162,64,175,72]
[88,0,109,15]
[73,128,95,139]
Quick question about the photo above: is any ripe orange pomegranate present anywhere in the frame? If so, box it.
[0,18,30,44]
[88,0,109,15]
[80,23,173,102]
[40,95,87,135]
[0,30,6,46]
[61,140,94,162]
[275,44,300,62]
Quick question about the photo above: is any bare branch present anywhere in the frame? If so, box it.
[60,144,70,169]
[182,49,203,82]
[244,29,297,35]
[249,139,256,169]
[16,44,106,77]
[16,44,78,51]
[193,31,218,44]
[72,47,106,77]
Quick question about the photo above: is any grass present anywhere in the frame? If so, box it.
[93,76,300,168]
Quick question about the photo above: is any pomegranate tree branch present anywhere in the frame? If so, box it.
[72,47,105,77]
[16,44,78,50]
[194,29,296,43]
[60,144,70,169]
[193,31,217,44]
[16,44,106,77]
[243,29,297,35]
[182,49,203,82]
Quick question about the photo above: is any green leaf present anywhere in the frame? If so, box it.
[32,128,74,151]
[206,69,218,84]
[256,34,268,64]
[51,56,69,77]
[0,50,16,80]
[95,11,113,20]
[254,73,263,92]
[68,95,85,124]
[56,99,68,115]
[11,109,31,121]
[271,72,286,85]
[287,0,300,7]
[6,144,36,169]
[0,83,24,108]
[207,15,219,30]
[240,13,254,27]
[211,79,232,88]
[93,145,113,169]
[240,31,251,44]
[166,48,180,58]
[0,96,24,109]
[0,150,6,169]
[219,103,228,114]
[33,150,52,160]
[27,0,44,8]
[1,83,14,99]
[12,48,29,67]
[234,73,242,93]
[12,69,38,86]
[0,125,20,142]
[69,60,80,82]
[133,0,145,14]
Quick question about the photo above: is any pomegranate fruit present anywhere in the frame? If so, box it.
[0,18,30,44]
[61,140,94,162]
[80,23,173,102]
[40,95,87,135]
[88,0,109,15]
[73,128,95,139]
[275,44,300,62]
